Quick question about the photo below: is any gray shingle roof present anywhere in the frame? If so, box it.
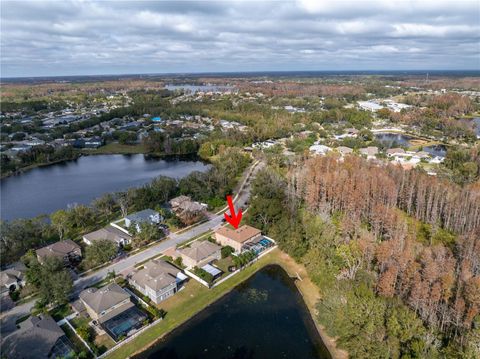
[83,225,132,244]
[130,259,179,292]
[1,315,66,359]
[79,283,130,315]
[125,209,158,223]
[36,239,81,260]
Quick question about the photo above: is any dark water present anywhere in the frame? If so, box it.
[137,265,331,359]
[0,154,209,221]
[374,132,413,148]
[423,144,447,158]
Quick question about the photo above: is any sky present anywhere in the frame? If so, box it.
[1,0,479,78]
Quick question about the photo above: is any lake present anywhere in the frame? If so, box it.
[136,265,331,359]
[0,154,210,221]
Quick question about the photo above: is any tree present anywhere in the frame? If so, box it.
[132,222,162,248]
[28,256,73,306]
[50,210,71,240]
[221,246,234,258]
[85,240,118,267]
[77,324,93,342]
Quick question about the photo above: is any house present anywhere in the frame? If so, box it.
[178,240,221,269]
[386,148,405,157]
[337,146,353,156]
[309,144,331,156]
[0,262,26,296]
[124,209,162,232]
[214,225,262,253]
[359,146,379,159]
[1,314,74,359]
[79,282,147,340]
[169,196,207,224]
[36,240,82,265]
[129,259,187,304]
[79,283,132,321]
[83,225,132,247]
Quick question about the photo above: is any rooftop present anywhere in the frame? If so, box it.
[80,283,130,315]
[36,239,81,260]
[1,315,69,359]
[83,225,132,244]
[179,240,221,262]
[215,225,262,244]
[130,259,180,291]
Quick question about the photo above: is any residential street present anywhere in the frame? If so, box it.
[0,161,263,336]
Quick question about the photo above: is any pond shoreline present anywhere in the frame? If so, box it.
[110,249,345,359]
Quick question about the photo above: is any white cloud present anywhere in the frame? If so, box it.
[0,0,478,77]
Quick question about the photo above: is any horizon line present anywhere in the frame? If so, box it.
[2,69,480,81]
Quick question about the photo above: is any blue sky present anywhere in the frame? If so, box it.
[1,0,479,77]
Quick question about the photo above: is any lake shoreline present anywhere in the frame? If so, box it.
[1,148,205,180]
[111,249,345,359]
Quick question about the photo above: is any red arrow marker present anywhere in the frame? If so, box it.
[224,195,242,229]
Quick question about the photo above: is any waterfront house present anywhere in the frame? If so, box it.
[83,225,132,248]
[128,259,186,304]
[214,225,262,253]
[78,282,147,340]
[2,314,74,359]
[36,239,82,265]
[386,148,405,157]
[178,240,221,269]
[169,196,207,224]
[124,209,162,232]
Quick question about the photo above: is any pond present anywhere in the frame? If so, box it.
[422,144,448,158]
[136,265,331,359]
[0,154,210,221]
[374,132,413,148]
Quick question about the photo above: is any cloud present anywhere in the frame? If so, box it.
[0,0,479,77]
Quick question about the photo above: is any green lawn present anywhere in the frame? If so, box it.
[105,249,281,359]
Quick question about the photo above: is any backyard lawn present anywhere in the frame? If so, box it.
[105,248,282,359]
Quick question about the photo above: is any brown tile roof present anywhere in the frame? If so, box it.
[215,225,261,244]
[178,240,221,262]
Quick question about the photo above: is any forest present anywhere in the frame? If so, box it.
[247,157,479,358]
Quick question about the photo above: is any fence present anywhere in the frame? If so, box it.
[184,269,210,288]
[97,316,164,359]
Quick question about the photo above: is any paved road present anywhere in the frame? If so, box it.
[0,160,264,336]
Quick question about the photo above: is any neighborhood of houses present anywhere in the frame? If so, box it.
[0,193,276,358]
